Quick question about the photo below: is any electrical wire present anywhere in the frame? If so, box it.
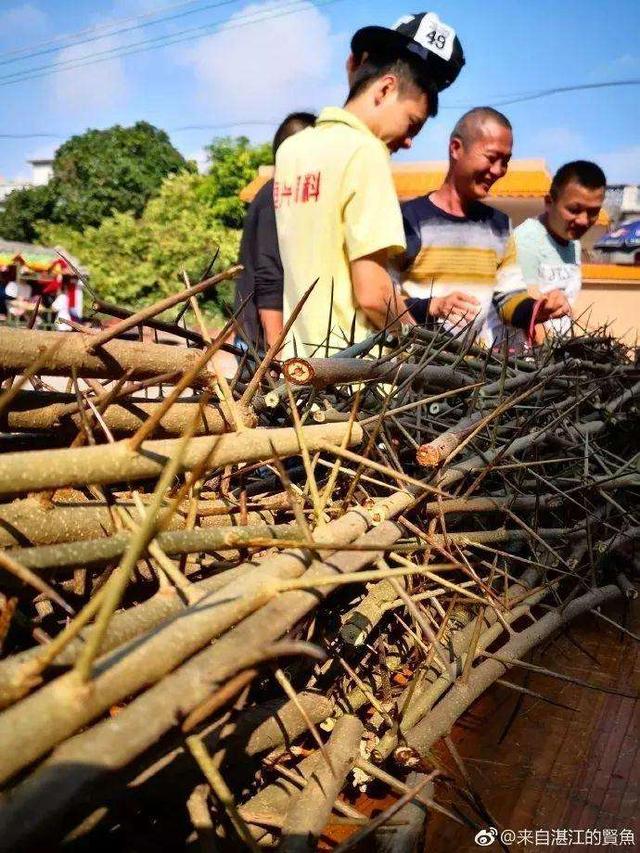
[0,122,282,141]
[0,0,217,63]
[0,1,246,72]
[490,78,640,107]
[0,0,290,84]
[0,0,341,88]
[441,79,640,109]
[1,77,638,140]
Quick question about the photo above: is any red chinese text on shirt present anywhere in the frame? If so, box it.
[274,172,321,208]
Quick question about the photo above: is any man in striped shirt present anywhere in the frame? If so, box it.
[398,107,571,347]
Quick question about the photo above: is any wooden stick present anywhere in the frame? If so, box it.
[331,774,435,853]
[182,669,258,733]
[127,339,228,449]
[186,734,261,853]
[86,265,241,350]
[0,421,364,497]
[0,550,73,617]
[405,585,622,756]
[0,327,215,385]
[279,715,364,853]
[74,411,200,681]
[318,441,445,496]
[0,337,64,418]
[241,278,317,406]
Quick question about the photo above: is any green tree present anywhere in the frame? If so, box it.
[36,135,271,322]
[200,136,272,228]
[0,184,56,242]
[0,121,190,242]
[50,121,191,229]
[39,172,241,319]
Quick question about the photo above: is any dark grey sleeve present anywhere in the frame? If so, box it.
[254,202,284,311]
[400,203,424,270]
[405,297,435,327]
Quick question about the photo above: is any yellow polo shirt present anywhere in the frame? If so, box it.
[274,107,406,358]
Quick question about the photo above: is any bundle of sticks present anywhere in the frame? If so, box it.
[0,267,638,852]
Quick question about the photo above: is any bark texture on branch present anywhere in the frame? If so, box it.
[438,419,606,489]
[92,296,206,346]
[371,570,545,760]
[404,584,621,756]
[0,422,363,497]
[0,328,214,385]
[9,522,298,576]
[3,390,256,435]
[86,265,240,350]
[416,412,483,467]
[61,692,337,849]
[1,315,638,853]
[0,562,254,708]
[282,356,471,391]
[241,753,323,845]
[0,490,401,787]
[340,576,406,647]
[0,495,279,548]
[0,512,410,848]
[279,714,364,852]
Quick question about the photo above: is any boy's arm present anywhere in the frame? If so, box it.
[351,252,480,330]
[258,308,283,347]
[494,233,570,331]
[350,249,415,331]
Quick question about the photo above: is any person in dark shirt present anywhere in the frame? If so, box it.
[234,112,316,351]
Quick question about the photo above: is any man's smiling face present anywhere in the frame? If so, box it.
[546,180,605,242]
[450,119,513,203]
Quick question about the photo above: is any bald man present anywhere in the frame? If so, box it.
[397,106,571,347]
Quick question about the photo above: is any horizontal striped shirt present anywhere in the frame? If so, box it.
[399,195,532,346]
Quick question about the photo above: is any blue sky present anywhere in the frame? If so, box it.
[0,0,638,183]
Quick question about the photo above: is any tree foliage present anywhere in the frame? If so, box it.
[39,172,242,318]
[51,121,190,229]
[0,184,56,243]
[11,134,270,322]
[0,122,189,241]
[200,136,272,228]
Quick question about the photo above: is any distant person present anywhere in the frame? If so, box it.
[515,160,606,337]
[398,107,571,347]
[0,278,11,317]
[4,279,32,325]
[274,12,466,358]
[234,112,317,351]
[52,286,72,330]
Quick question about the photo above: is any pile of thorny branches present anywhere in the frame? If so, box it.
[0,266,638,852]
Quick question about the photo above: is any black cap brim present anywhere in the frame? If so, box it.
[352,26,439,117]
[352,26,433,66]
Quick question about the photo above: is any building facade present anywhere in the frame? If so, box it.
[0,158,54,208]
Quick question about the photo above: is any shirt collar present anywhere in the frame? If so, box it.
[538,215,572,248]
[316,107,390,155]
